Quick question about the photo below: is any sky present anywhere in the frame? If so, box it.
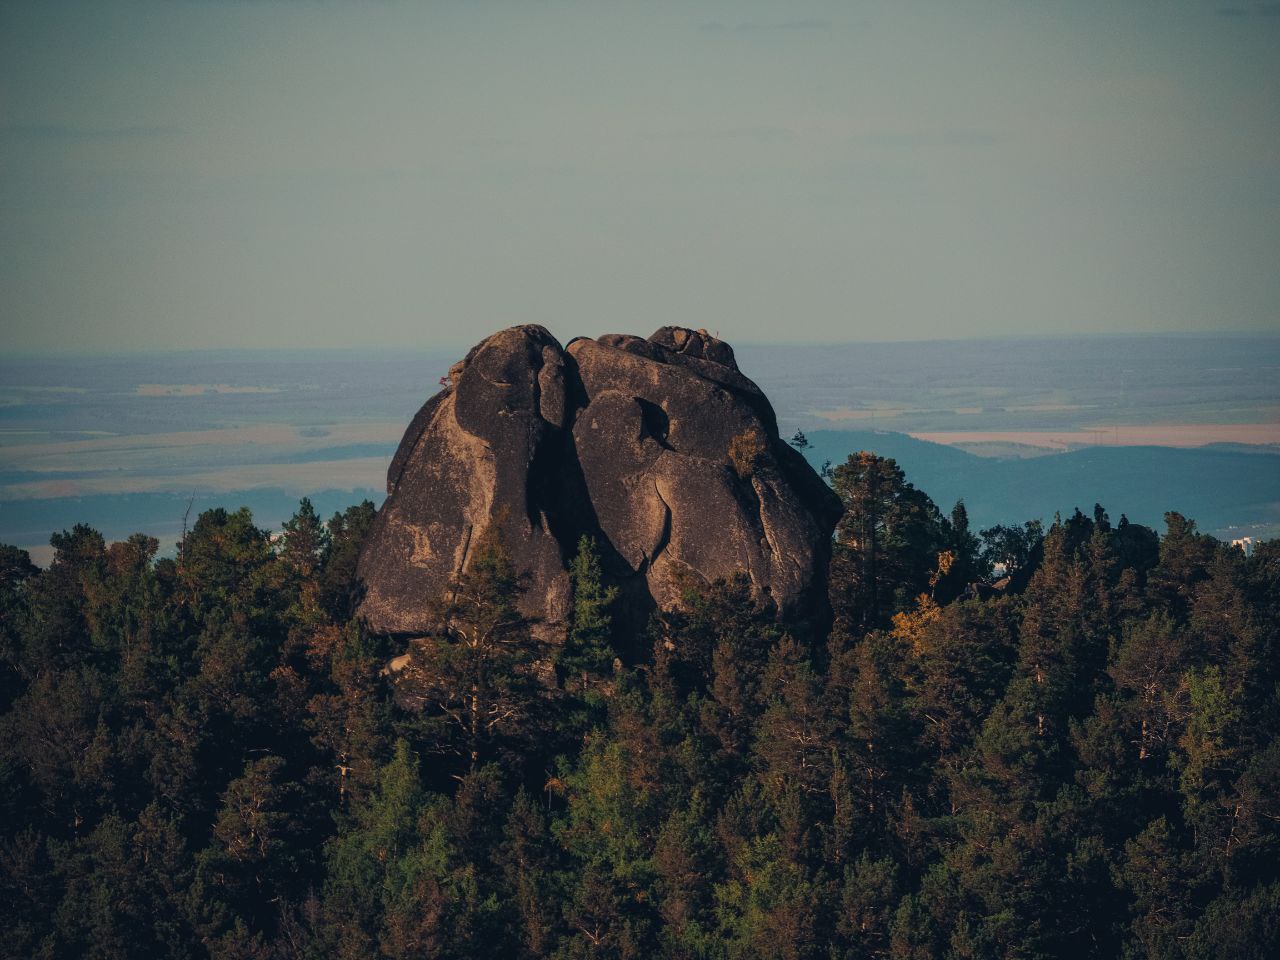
[1,0,1278,353]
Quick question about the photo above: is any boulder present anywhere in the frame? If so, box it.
[357,325,841,652]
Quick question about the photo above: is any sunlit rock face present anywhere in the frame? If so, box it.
[356,324,841,652]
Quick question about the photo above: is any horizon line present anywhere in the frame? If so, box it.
[5,327,1279,363]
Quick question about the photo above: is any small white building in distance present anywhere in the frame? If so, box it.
[1231,537,1255,558]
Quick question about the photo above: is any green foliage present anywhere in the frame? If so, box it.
[0,486,1276,958]
[280,497,329,578]
[828,451,949,634]
[559,535,618,688]
[404,528,542,773]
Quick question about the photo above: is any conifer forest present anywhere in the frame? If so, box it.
[1,453,1277,960]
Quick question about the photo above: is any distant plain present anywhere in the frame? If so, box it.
[2,334,1276,564]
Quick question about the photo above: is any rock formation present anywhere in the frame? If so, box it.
[356,325,842,653]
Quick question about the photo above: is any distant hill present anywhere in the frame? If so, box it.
[800,429,1280,538]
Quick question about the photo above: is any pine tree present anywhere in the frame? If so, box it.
[979,519,1044,586]
[560,535,618,691]
[280,497,329,578]
[939,499,986,598]
[193,755,306,937]
[320,500,377,620]
[828,452,947,634]
[500,788,559,955]
[323,739,426,953]
[409,527,540,771]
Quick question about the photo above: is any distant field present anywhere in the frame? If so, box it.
[1,334,1277,562]
[738,333,1280,435]
[909,423,1280,451]
[0,422,403,499]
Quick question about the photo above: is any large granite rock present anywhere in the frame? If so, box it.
[357,325,841,652]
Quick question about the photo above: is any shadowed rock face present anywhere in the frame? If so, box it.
[357,325,842,652]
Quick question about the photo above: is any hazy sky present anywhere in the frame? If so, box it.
[2,1,1278,352]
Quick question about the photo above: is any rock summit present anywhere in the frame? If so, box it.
[357,325,841,651]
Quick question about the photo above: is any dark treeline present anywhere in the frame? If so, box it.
[1,452,1278,959]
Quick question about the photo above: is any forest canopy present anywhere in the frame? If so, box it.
[1,453,1277,960]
